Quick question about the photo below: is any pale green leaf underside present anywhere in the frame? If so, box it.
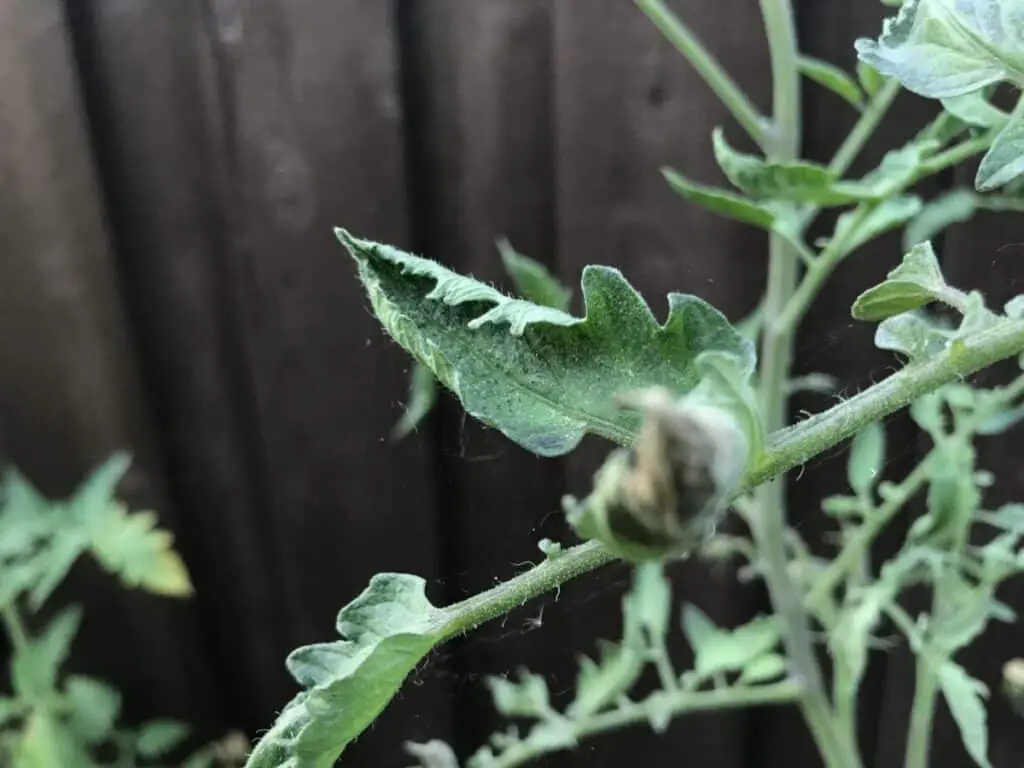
[855,0,1024,99]
[340,229,754,456]
[246,574,446,768]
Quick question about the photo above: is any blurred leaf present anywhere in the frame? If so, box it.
[692,615,780,678]
[848,421,886,496]
[904,189,978,249]
[85,504,192,596]
[487,670,552,719]
[13,712,90,768]
[623,562,672,642]
[64,675,121,744]
[856,0,1024,99]
[392,362,439,440]
[681,604,719,657]
[11,606,82,701]
[976,100,1024,191]
[27,530,89,610]
[798,56,864,109]
[496,238,572,312]
[738,653,787,684]
[568,640,643,718]
[712,128,849,205]
[0,470,54,559]
[340,229,754,457]
[135,719,190,758]
[852,242,950,321]
[404,740,460,768]
[942,92,1010,129]
[939,661,992,768]
[826,196,923,256]
[857,61,886,97]
[875,311,956,361]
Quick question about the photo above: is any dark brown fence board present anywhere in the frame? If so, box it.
[0,0,217,724]
[395,0,574,757]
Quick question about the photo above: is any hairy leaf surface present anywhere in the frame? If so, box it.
[246,574,447,768]
[341,230,754,456]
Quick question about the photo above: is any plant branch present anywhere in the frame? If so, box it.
[635,0,769,149]
[484,681,803,768]
[419,318,1024,650]
[2,604,29,652]
[828,79,901,176]
[905,657,940,768]
[752,0,855,764]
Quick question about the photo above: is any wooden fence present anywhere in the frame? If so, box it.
[2,1,1023,765]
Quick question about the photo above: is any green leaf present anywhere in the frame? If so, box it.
[833,141,937,200]
[135,719,190,758]
[246,573,447,768]
[875,310,956,360]
[0,470,54,559]
[827,196,923,255]
[487,670,552,719]
[833,584,892,684]
[941,91,1011,129]
[903,188,978,249]
[340,229,755,457]
[848,421,885,496]
[496,238,572,312]
[27,530,89,610]
[855,0,1024,99]
[681,604,719,656]
[85,504,192,597]
[798,56,864,110]
[392,361,439,440]
[623,562,672,642]
[738,653,787,684]
[976,98,1024,191]
[857,61,886,97]
[712,129,847,204]
[568,640,643,718]
[11,606,82,701]
[405,740,460,768]
[12,713,91,768]
[64,675,121,744]
[692,615,780,678]
[661,168,800,233]
[852,242,950,321]
[939,661,992,768]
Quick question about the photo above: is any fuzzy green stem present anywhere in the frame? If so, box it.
[425,318,1024,646]
[485,680,803,768]
[634,0,769,149]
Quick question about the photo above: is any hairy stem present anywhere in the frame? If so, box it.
[422,318,1024,647]
[635,0,768,149]
[829,79,901,176]
[486,680,803,768]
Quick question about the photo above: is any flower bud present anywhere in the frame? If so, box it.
[565,387,749,562]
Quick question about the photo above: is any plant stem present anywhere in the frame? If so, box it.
[420,317,1024,698]
[905,656,939,768]
[487,680,803,768]
[828,79,901,176]
[634,0,769,150]
[436,542,616,639]
[2,604,30,652]
[753,2,857,765]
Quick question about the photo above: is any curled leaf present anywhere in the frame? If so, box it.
[342,229,754,457]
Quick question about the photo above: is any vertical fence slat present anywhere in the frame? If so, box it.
[0,0,217,726]
[396,0,575,757]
